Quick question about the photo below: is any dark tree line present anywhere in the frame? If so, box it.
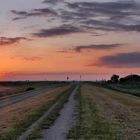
[108,74,140,83]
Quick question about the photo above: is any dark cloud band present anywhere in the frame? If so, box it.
[73,44,122,53]
[0,37,28,46]
[43,0,64,4]
[90,52,140,68]
[11,8,57,20]
[63,1,140,32]
[32,25,82,37]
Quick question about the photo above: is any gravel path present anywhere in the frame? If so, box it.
[40,85,78,140]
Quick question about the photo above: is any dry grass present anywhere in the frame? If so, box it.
[100,87,140,114]
[82,84,140,139]
[0,86,24,98]
[68,86,115,140]
[0,86,69,133]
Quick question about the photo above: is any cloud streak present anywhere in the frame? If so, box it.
[90,52,140,68]
[73,44,122,53]
[33,25,82,38]
[43,0,64,4]
[0,37,28,46]
[11,55,42,61]
[11,8,57,20]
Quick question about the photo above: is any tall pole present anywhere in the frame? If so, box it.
[80,75,81,82]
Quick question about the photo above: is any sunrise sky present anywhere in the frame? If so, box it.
[0,0,140,81]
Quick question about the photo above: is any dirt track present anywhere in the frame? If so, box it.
[40,85,78,140]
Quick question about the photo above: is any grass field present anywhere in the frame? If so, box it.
[0,85,25,98]
[0,85,70,139]
[68,84,140,140]
[0,83,139,140]
[0,81,68,98]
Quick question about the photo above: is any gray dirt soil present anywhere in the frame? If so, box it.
[40,85,79,140]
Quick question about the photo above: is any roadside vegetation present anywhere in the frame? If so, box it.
[68,85,117,140]
[106,83,140,97]
[98,74,140,97]
[0,85,71,140]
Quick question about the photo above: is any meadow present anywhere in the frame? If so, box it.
[68,83,140,140]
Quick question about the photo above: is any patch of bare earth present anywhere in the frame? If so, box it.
[0,86,70,134]
[82,84,140,139]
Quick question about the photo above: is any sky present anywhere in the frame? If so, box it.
[0,0,140,81]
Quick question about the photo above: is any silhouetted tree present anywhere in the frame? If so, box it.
[111,75,119,83]
[120,74,140,83]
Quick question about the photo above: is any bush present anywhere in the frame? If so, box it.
[26,87,35,91]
